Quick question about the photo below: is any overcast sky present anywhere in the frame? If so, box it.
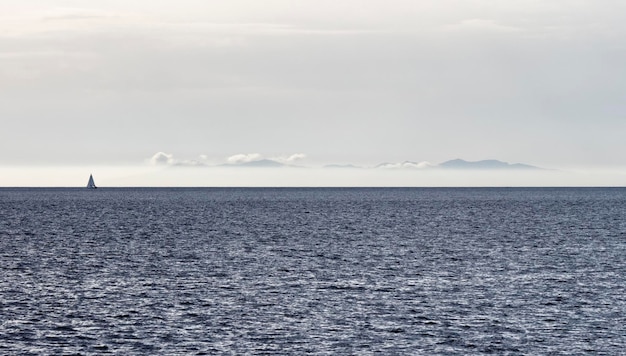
[1,1,625,185]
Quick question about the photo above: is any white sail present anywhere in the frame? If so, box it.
[87,174,97,189]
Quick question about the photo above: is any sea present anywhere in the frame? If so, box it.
[0,187,624,355]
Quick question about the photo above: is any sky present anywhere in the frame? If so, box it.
[1,0,625,186]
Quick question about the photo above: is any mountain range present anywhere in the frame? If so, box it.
[437,159,540,170]
[223,158,542,170]
[221,159,286,168]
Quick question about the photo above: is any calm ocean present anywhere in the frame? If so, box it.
[1,188,624,355]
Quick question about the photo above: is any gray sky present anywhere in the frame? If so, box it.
[1,1,625,185]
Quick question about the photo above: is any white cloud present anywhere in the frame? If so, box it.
[149,152,210,166]
[377,161,434,169]
[227,153,262,164]
[273,153,307,163]
[415,161,435,169]
[150,152,304,166]
[286,153,306,161]
[149,151,175,165]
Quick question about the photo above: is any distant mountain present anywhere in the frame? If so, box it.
[438,159,540,170]
[217,158,541,170]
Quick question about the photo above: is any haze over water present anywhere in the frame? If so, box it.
[1,187,624,354]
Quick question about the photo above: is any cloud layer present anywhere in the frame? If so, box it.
[2,1,625,168]
[147,152,542,173]
[149,152,309,167]
[149,152,175,165]
[376,161,434,169]
[226,153,262,164]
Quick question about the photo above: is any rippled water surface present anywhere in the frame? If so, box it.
[1,188,625,355]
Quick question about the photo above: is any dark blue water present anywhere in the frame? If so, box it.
[1,188,625,355]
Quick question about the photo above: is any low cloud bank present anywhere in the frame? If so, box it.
[148,152,544,172]
[376,161,434,169]
[149,152,175,165]
[283,153,306,162]
[149,152,205,166]
[227,153,262,164]
[149,151,307,167]
[226,152,306,165]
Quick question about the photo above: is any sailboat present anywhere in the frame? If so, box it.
[87,174,97,189]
